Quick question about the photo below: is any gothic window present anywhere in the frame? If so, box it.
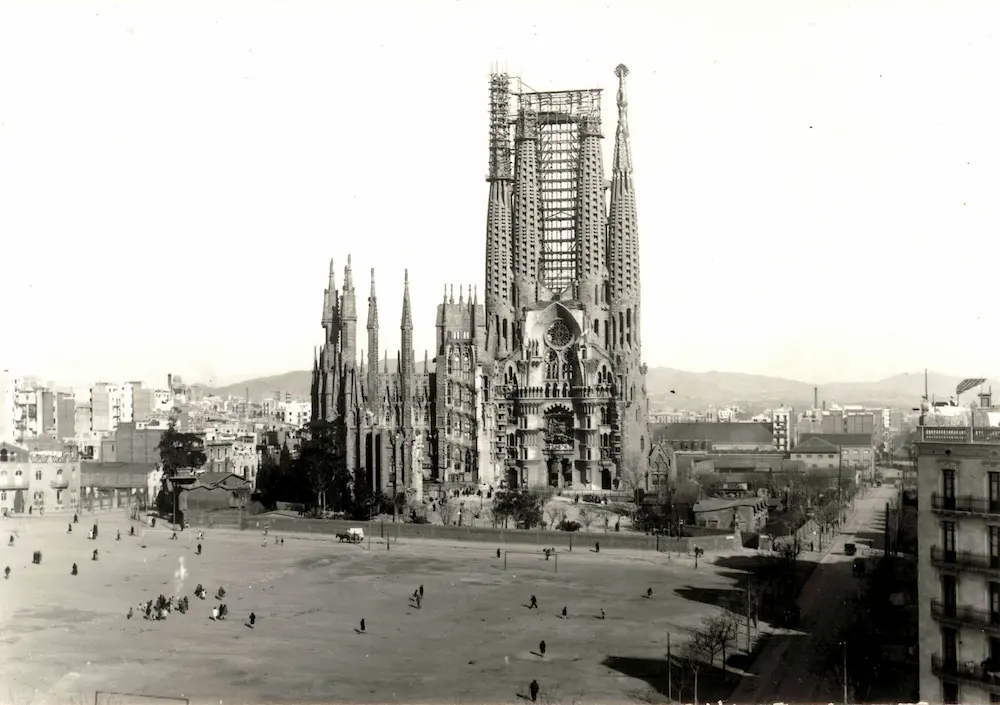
[600,408,607,425]
[452,349,460,373]
[546,349,559,379]
[446,412,453,435]
[0,449,6,462]
[562,362,572,380]
[15,470,22,477]
[447,347,454,374]
[462,350,471,372]
[445,383,452,405]
[35,470,42,481]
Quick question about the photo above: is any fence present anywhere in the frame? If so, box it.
[199,512,737,553]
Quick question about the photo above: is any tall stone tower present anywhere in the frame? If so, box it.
[482,65,650,491]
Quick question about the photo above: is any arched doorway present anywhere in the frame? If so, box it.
[543,406,574,488]
[12,489,24,513]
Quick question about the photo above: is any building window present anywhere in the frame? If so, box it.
[35,471,42,481]
[14,470,21,477]
[0,491,5,501]
[56,490,62,503]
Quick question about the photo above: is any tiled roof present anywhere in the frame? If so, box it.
[80,461,156,475]
[192,471,251,489]
[792,436,841,453]
[653,422,775,445]
[694,497,766,513]
[798,433,873,449]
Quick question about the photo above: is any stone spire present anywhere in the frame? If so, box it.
[340,255,357,366]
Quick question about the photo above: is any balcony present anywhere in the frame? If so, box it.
[0,477,27,491]
[931,654,1000,688]
[931,599,1000,634]
[49,477,69,490]
[932,493,1000,517]
[922,426,1000,444]
[931,546,1000,577]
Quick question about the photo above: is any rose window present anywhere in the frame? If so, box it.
[546,320,571,348]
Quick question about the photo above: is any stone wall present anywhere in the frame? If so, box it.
[189,512,737,553]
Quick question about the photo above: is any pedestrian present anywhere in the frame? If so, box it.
[117,530,121,541]
[595,541,600,553]
[646,587,653,599]
[419,584,424,597]
[280,538,283,545]
[360,618,366,633]
[197,543,202,555]
[73,513,78,523]
[92,549,98,561]
[600,608,605,620]
[529,679,539,702]
[529,595,538,609]
[67,524,72,534]
[217,587,226,599]
[496,548,501,559]
[415,595,422,609]
[810,541,815,552]
[71,563,78,576]
[130,526,135,537]
[171,532,178,540]
[3,566,9,580]
[561,606,567,618]
[539,640,546,656]
[212,606,219,621]
[249,612,256,626]
[127,607,133,620]
[8,535,12,546]
[412,589,419,600]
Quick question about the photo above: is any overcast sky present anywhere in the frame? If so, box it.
[1,0,997,390]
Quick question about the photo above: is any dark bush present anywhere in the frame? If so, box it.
[557,519,582,532]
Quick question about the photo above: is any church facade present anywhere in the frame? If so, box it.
[311,65,649,499]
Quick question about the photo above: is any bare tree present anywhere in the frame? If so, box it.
[439,498,458,526]
[546,505,567,530]
[602,513,611,532]
[578,508,595,531]
[678,632,713,705]
[704,611,740,668]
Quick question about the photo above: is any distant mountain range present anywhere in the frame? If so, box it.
[198,366,998,411]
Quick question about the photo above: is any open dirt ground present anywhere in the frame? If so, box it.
[0,511,741,705]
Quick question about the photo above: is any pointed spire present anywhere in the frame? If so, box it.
[613,64,632,174]
[401,269,413,329]
[384,350,388,373]
[397,351,401,374]
[367,268,378,328]
[449,285,455,304]
[424,349,429,373]
[345,254,354,290]
[459,285,464,305]
[360,349,366,376]
[443,284,448,302]
[328,258,336,290]
[473,285,478,306]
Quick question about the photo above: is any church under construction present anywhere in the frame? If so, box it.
[310,65,649,499]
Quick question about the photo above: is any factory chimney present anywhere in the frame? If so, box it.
[814,387,818,409]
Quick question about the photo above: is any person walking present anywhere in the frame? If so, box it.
[529,679,539,702]
[539,640,546,656]
[529,595,538,609]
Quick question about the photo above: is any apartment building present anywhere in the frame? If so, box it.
[918,391,1000,704]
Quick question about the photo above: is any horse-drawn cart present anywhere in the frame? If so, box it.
[336,527,365,543]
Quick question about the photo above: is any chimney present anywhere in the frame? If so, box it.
[814,387,818,409]
[822,400,827,411]
[168,374,173,391]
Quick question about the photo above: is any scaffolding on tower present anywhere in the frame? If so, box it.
[514,86,603,293]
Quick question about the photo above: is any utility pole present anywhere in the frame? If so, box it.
[842,640,849,705]
[667,633,672,702]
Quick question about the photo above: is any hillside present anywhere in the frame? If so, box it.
[200,366,998,409]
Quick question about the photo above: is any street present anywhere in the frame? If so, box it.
[728,484,896,704]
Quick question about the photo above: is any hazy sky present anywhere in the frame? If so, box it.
[2,0,997,390]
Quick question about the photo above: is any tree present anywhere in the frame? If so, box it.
[578,508,595,531]
[491,489,545,529]
[154,416,207,523]
[702,611,740,669]
[678,631,713,705]
[294,419,349,512]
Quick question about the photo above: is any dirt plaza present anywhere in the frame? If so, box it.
[1,511,746,705]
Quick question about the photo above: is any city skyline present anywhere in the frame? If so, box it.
[3,0,999,390]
